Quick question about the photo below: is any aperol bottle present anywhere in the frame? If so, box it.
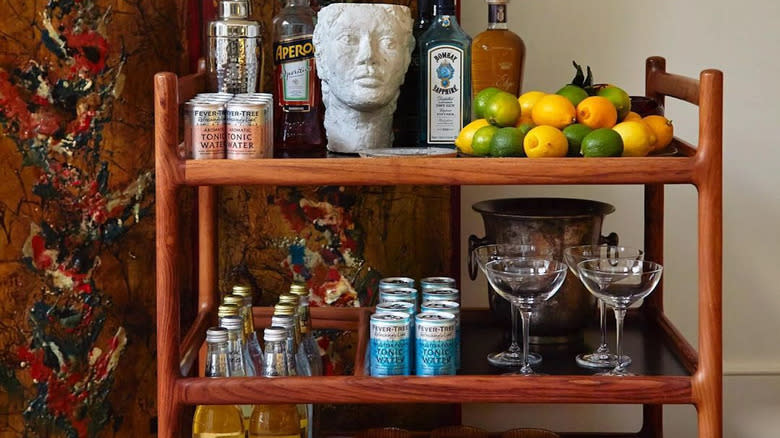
[471,0,526,96]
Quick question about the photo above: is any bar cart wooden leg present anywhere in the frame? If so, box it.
[197,186,218,376]
[639,404,663,438]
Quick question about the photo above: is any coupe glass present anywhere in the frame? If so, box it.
[577,259,663,376]
[563,245,643,369]
[484,257,567,375]
[473,244,550,368]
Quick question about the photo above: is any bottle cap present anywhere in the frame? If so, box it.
[206,327,229,343]
[289,283,308,297]
[274,303,296,315]
[278,293,299,305]
[434,0,456,15]
[264,326,287,342]
[222,294,244,306]
[231,284,252,298]
[217,303,240,318]
[219,315,243,331]
[271,315,294,329]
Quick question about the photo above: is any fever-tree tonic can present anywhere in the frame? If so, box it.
[370,312,411,376]
[421,300,460,369]
[420,277,457,292]
[379,277,416,291]
[379,287,418,311]
[415,312,456,376]
[421,287,459,304]
[184,101,226,159]
[376,301,416,364]
[226,101,271,159]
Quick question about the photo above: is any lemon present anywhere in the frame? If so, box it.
[455,119,491,155]
[562,123,593,157]
[612,121,656,157]
[473,87,502,119]
[597,85,632,121]
[485,91,522,127]
[642,115,674,151]
[523,125,568,158]
[556,84,589,107]
[581,128,624,157]
[472,125,500,156]
[516,91,546,125]
[623,111,642,122]
[531,94,577,129]
[576,96,618,129]
[490,127,526,157]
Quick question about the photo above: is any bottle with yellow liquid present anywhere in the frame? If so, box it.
[192,327,245,438]
[471,0,526,95]
[249,327,302,438]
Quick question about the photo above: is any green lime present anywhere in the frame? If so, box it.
[562,123,593,157]
[597,85,631,120]
[471,125,500,156]
[490,127,526,157]
[473,87,503,119]
[556,84,589,107]
[581,128,624,157]
[516,122,534,136]
[484,91,522,127]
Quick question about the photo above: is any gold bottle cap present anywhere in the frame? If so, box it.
[231,284,252,297]
[278,293,299,305]
[217,303,240,318]
[273,303,296,315]
[289,282,308,297]
[222,294,244,307]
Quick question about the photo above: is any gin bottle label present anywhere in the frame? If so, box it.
[426,45,464,144]
[274,35,316,112]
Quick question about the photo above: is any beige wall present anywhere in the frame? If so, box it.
[458,0,780,435]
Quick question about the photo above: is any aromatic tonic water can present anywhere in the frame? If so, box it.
[379,287,418,311]
[421,287,459,304]
[226,101,271,159]
[421,300,460,369]
[420,276,457,291]
[415,311,456,376]
[379,277,416,291]
[376,301,416,364]
[370,312,411,376]
[184,101,226,159]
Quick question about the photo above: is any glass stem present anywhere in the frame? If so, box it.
[509,303,521,353]
[613,307,627,373]
[597,300,609,355]
[519,306,533,375]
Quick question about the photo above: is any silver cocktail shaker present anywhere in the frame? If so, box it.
[208,0,262,93]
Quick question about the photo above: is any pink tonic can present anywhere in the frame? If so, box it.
[185,101,226,159]
[226,101,271,159]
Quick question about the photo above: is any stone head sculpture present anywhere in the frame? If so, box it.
[313,3,414,154]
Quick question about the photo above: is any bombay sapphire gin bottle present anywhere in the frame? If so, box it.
[418,0,472,148]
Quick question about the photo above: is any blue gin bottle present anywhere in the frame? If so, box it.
[418,0,472,148]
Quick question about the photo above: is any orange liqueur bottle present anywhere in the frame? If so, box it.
[471,0,526,95]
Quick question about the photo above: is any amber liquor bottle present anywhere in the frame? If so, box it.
[272,0,327,157]
[471,0,526,95]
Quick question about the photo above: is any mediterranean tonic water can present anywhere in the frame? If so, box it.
[420,276,457,291]
[421,287,459,303]
[379,287,418,311]
[415,311,456,376]
[421,300,460,369]
[184,101,226,159]
[375,301,416,365]
[379,277,416,291]
[370,312,411,376]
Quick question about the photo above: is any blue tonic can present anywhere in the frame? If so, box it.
[379,277,416,291]
[379,287,418,311]
[376,301,416,365]
[415,312,456,376]
[421,287,459,304]
[370,312,411,376]
[420,276,456,291]
[421,300,460,369]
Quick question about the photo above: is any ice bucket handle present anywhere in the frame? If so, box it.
[600,232,619,246]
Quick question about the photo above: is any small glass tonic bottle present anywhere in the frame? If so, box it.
[471,0,526,95]
[418,0,472,148]
[288,283,323,376]
[192,327,245,438]
[230,284,264,372]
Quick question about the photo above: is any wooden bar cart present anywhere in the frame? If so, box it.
[153,56,723,437]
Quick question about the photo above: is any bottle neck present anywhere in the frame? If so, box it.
[285,0,309,7]
[204,341,231,378]
[262,339,290,377]
[433,0,456,17]
[298,298,313,335]
[417,0,433,28]
[225,328,248,377]
[488,3,509,30]
[242,304,255,338]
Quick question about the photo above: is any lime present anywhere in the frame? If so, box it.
[471,125,499,156]
[455,119,491,155]
[516,122,534,136]
[581,128,624,157]
[473,87,502,119]
[562,123,593,157]
[556,84,590,107]
[597,86,631,121]
[484,91,522,127]
[490,127,526,157]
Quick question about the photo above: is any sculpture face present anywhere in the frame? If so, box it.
[315,5,413,111]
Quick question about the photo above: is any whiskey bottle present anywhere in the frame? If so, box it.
[419,0,472,148]
[472,0,526,95]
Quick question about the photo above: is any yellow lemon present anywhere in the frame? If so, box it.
[531,94,577,129]
[623,111,642,122]
[612,121,657,157]
[516,91,546,125]
[455,119,490,155]
[642,115,674,151]
[576,96,618,129]
[523,125,569,158]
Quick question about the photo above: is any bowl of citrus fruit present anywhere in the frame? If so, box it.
[456,62,674,158]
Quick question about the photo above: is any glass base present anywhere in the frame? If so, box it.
[575,353,632,369]
[487,350,542,368]
[596,368,635,377]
